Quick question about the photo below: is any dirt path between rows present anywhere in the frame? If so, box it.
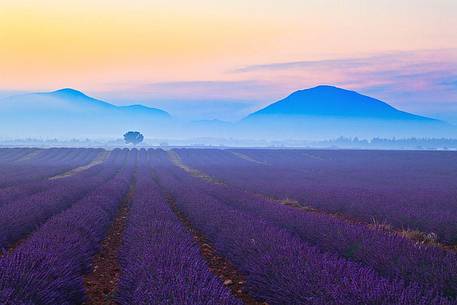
[229,151,267,165]
[168,151,457,252]
[50,150,110,180]
[165,194,267,305]
[83,178,136,305]
[14,149,42,162]
[0,236,28,258]
[167,150,224,184]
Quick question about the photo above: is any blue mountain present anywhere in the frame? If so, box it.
[1,88,170,117]
[241,85,453,139]
[0,88,171,138]
[34,88,171,117]
[42,88,116,109]
[0,86,454,139]
[246,85,438,122]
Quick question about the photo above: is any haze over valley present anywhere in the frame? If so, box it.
[1,85,455,143]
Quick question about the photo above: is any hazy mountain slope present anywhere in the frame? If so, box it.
[246,85,438,121]
[240,86,453,139]
[1,88,170,116]
[0,86,454,140]
[0,88,171,138]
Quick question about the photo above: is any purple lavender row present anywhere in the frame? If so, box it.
[0,148,101,187]
[0,148,68,187]
[176,149,457,244]
[151,152,455,305]
[176,149,457,297]
[0,149,102,207]
[116,150,241,305]
[197,177,457,298]
[0,148,48,163]
[0,149,127,250]
[231,149,457,244]
[0,148,74,175]
[0,148,65,181]
[0,148,19,162]
[0,148,34,163]
[0,150,136,305]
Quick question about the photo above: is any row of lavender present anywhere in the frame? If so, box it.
[0,149,102,207]
[0,148,101,188]
[0,149,135,304]
[152,150,455,305]
[176,149,457,244]
[116,149,240,305]
[0,148,36,163]
[2,148,455,304]
[1,149,241,304]
[197,171,457,298]
[0,149,126,250]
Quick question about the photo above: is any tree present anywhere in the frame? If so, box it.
[123,131,144,145]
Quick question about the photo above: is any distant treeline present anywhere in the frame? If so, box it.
[1,137,457,150]
[317,137,457,149]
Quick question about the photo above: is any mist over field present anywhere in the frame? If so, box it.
[1,86,455,147]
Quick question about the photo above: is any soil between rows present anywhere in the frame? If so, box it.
[82,171,265,305]
[165,193,268,305]
[83,178,136,305]
[170,152,457,251]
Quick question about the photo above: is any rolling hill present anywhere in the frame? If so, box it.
[0,88,171,138]
[0,86,454,140]
[241,85,452,139]
[246,85,438,121]
[0,88,170,117]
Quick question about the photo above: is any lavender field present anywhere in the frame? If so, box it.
[1,148,457,305]
[177,149,457,244]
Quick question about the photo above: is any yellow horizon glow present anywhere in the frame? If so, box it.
[1,0,457,91]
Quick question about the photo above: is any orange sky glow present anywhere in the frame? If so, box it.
[1,0,457,121]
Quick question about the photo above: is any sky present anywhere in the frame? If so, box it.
[1,0,457,122]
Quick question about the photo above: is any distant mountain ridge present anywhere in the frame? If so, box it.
[24,88,171,117]
[0,88,171,138]
[240,85,453,139]
[246,85,439,122]
[40,88,116,109]
[0,86,454,139]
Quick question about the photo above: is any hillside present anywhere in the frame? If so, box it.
[240,85,452,139]
[246,85,438,121]
[0,89,171,138]
[0,86,454,140]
